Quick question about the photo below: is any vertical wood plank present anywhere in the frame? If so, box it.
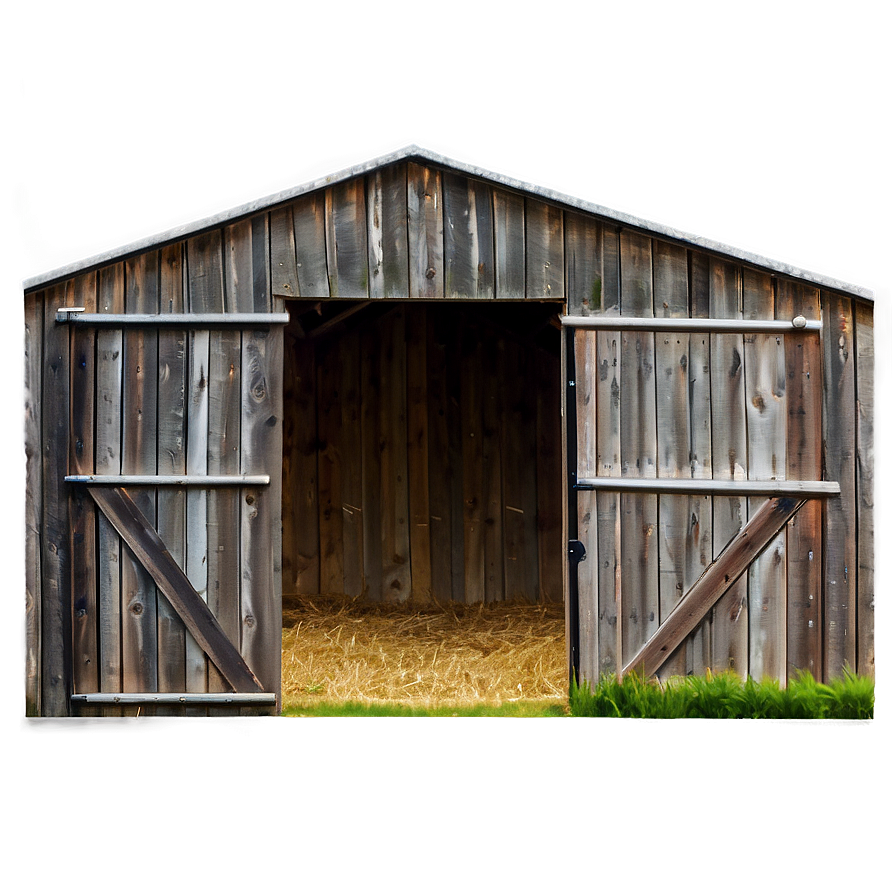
[367,163,410,299]
[743,268,787,681]
[186,232,224,705]
[293,193,330,297]
[565,212,601,317]
[406,306,432,602]
[619,230,658,668]
[41,283,72,715]
[482,319,505,605]
[426,309,453,603]
[69,272,99,703]
[536,347,562,604]
[156,244,187,701]
[596,226,622,678]
[270,206,300,298]
[854,300,874,678]
[461,319,485,604]
[407,162,444,298]
[241,319,283,698]
[575,326,599,683]
[361,319,383,601]
[443,173,495,299]
[822,291,857,680]
[340,329,363,597]
[707,256,748,677]
[778,279,823,677]
[95,264,125,707]
[122,253,160,698]
[380,309,411,601]
[526,199,564,299]
[326,179,369,298]
[493,189,526,299]
[653,241,690,679]
[282,320,319,595]
[317,340,343,593]
[25,292,43,715]
[446,314,465,602]
[685,252,712,674]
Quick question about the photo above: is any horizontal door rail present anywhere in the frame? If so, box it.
[56,309,290,327]
[66,474,270,487]
[574,477,840,497]
[560,314,820,333]
[72,692,276,706]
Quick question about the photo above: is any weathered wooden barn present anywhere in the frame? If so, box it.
[23,146,874,717]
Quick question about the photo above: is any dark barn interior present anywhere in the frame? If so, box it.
[281,299,564,606]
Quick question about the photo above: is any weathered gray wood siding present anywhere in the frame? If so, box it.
[571,228,874,683]
[23,155,874,716]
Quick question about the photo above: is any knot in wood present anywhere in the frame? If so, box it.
[426,267,436,280]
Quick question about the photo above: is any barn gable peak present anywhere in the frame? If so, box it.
[23,144,872,301]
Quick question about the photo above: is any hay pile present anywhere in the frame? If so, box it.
[281,596,567,708]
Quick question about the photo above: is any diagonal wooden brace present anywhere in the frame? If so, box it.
[622,495,807,679]
[87,486,265,694]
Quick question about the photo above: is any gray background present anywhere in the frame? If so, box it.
[0,2,894,893]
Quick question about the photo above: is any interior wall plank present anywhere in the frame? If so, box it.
[122,252,160,700]
[380,309,411,600]
[707,256,748,676]
[156,244,187,703]
[652,241,691,679]
[526,199,564,299]
[481,320,505,604]
[293,193,330,297]
[69,272,99,704]
[443,173,495,299]
[24,291,43,715]
[493,189,526,299]
[778,279,823,677]
[367,163,410,299]
[596,226,622,678]
[407,162,444,298]
[619,230,658,668]
[317,340,343,593]
[565,212,601,317]
[822,290,857,680]
[326,179,369,299]
[426,310,453,603]
[41,282,73,715]
[685,252,712,675]
[536,348,562,605]
[340,329,363,597]
[282,318,319,595]
[270,206,300,299]
[461,320,485,604]
[95,263,125,709]
[854,300,874,678]
[361,319,384,601]
[406,307,432,601]
[742,268,787,681]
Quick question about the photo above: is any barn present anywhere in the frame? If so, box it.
[23,145,874,717]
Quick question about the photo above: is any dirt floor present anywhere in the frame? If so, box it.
[281,596,567,707]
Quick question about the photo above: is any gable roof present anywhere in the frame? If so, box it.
[22,145,873,300]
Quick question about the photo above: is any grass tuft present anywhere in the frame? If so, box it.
[569,669,873,720]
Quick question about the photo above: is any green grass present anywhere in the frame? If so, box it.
[281,699,568,718]
[568,669,874,719]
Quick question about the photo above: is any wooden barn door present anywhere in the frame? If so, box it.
[563,311,837,687]
[57,243,285,715]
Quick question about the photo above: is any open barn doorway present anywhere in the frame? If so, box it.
[279,300,567,709]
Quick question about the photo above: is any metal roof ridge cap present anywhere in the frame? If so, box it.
[22,144,874,301]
